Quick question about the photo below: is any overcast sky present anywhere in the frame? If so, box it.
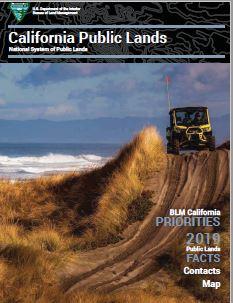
[0,63,229,120]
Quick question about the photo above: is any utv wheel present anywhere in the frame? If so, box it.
[173,139,180,155]
[209,136,216,151]
[167,143,173,154]
[167,139,180,155]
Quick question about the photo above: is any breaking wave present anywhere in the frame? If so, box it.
[0,153,108,179]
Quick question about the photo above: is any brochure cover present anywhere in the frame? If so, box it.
[0,1,230,303]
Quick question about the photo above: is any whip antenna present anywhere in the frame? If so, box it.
[165,75,172,111]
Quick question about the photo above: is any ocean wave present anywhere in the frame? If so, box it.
[0,153,108,179]
[0,153,104,164]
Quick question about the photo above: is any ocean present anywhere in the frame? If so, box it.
[0,143,121,179]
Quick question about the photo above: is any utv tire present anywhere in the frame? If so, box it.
[167,139,180,155]
[172,139,180,155]
[209,136,216,151]
[167,143,173,154]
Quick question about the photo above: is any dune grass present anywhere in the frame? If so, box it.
[77,126,165,247]
[0,223,73,302]
[63,289,197,303]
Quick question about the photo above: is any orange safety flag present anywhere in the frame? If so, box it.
[165,75,171,83]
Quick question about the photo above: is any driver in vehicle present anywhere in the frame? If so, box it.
[193,112,202,124]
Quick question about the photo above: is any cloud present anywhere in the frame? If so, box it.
[17,63,128,87]
[0,107,45,120]
[163,63,230,95]
[68,78,165,118]
[45,103,78,117]
[69,78,154,100]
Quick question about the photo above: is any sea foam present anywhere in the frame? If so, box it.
[0,153,108,179]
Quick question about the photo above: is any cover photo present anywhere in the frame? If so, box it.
[0,2,230,303]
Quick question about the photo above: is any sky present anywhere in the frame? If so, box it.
[0,63,230,120]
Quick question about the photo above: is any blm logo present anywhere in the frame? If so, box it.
[9,2,30,22]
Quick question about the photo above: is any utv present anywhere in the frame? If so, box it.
[166,106,215,155]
